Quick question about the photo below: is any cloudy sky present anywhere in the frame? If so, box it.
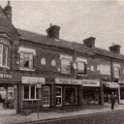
[1,0,124,53]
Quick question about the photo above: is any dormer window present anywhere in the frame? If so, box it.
[0,43,8,68]
[18,47,36,71]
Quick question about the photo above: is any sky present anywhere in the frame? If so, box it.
[1,0,124,53]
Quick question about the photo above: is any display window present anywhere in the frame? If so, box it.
[64,87,78,105]
[23,84,41,100]
[83,88,99,104]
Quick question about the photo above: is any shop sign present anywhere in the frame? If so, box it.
[55,78,81,85]
[104,82,119,88]
[22,76,45,84]
[0,73,12,79]
[81,79,100,87]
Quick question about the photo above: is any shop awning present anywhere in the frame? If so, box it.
[81,79,100,87]
[55,78,82,85]
[103,82,119,88]
[22,76,45,84]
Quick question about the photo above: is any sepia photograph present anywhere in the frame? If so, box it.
[0,0,124,124]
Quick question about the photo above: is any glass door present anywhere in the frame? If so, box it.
[56,86,62,107]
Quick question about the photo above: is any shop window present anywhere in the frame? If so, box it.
[0,43,8,68]
[64,87,78,105]
[24,85,29,99]
[20,52,34,70]
[60,55,72,74]
[23,84,41,100]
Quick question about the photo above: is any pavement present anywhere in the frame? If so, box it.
[0,103,124,124]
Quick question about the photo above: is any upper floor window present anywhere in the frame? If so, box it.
[113,63,120,79]
[0,43,8,68]
[76,57,87,74]
[18,47,36,70]
[60,55,72,74]
[97,64,111,75]
[20,52,33,69]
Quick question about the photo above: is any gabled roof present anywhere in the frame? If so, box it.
[17,29,124,61]
[0,5,18,39]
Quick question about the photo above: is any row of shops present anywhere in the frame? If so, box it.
[15,76,123,113]
[0,72,124,113]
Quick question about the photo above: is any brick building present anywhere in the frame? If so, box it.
[0,2,124,113]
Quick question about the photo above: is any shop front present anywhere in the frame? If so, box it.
[55,78,82,107]
[0,72,17,110]
[21,76,45,112]
[103,82,119,103]
[118,81,124,104]
[81,79,101,105]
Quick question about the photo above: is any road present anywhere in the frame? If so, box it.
[16,109,124,124]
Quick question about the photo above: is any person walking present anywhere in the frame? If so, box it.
[110,92,116,110]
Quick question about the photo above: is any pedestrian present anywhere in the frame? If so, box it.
[110,92,116,110]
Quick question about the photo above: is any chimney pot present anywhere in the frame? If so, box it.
[83,37,96,48]
[109,44,121,54]
[46,24,60,39]
[3,1,12,23]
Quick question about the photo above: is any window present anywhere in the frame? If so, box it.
[0,43,8,68]
[65,87,78,105]
[23,84,41,100]
[41,57,46,65]
[20,52,33,69]
[60,55,72,74]
[76,57,87,74]
[97,64,111,75]
[113,63,120,79]
[51,59,56,67]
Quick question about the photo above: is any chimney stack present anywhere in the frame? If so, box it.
[109,44,121,54]
[3,1,12,23]
[83,37,96,48]
[46,24,60,39]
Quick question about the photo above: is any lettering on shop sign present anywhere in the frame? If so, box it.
[0,74,12,79]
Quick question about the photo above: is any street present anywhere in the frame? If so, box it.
[17,110,124,124]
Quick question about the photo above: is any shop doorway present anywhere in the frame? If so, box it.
[55,86,62,107]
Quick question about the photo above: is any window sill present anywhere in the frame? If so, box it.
[19,67,35,72]
[23,99,41,101]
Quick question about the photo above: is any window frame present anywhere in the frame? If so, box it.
[0,43,9,68]
[60,57,72,74]
[23,84,41,100]
[19,51,34,71]
[76,57,87,75]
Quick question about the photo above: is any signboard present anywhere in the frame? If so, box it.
[81,79,100,87]
[104,82,119,88]
[22,76,45,84]
[55,78,81,85]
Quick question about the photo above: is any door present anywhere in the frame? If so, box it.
[56,86,62,107]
